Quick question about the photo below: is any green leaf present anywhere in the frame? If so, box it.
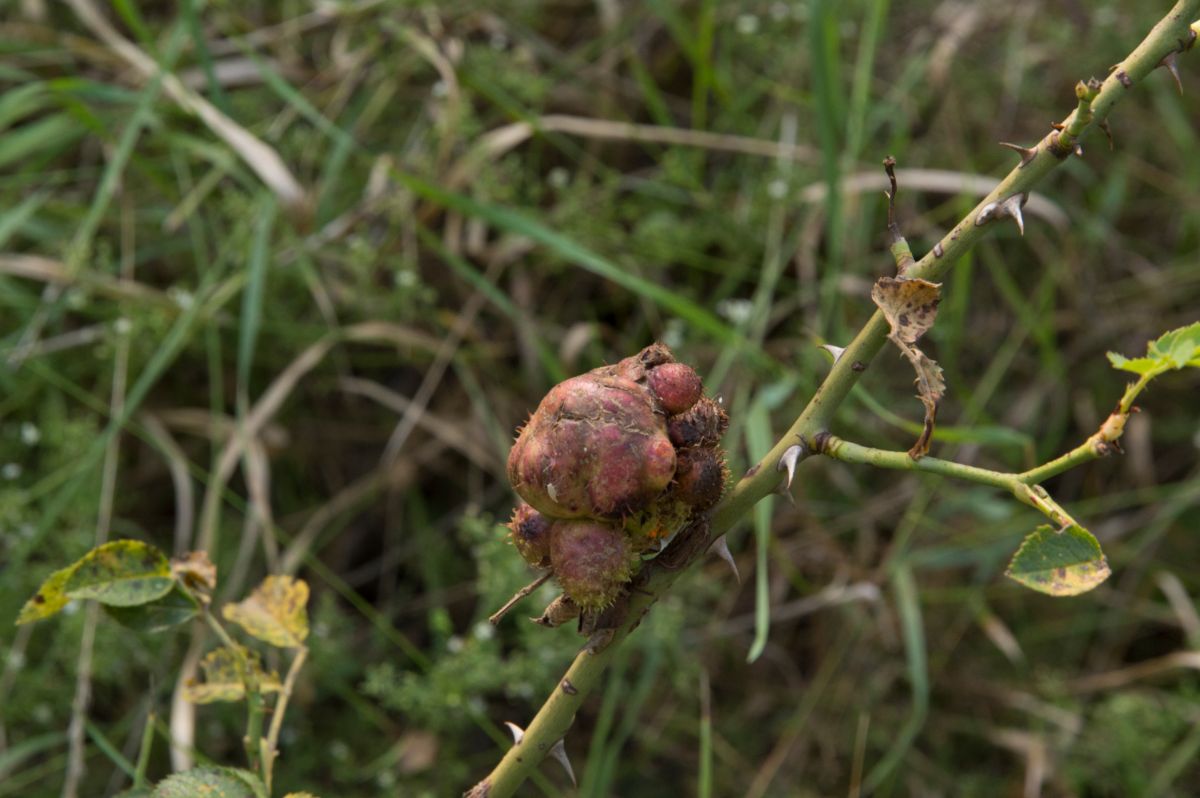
[153,766,267,798]
[1006,524,1111,596]
[1150,321,1200,369]
[222,575,310,648]
[16,564,78,624]
[1107,321,1200,374]
[63,540,174,607]
[1105,352,1158,375]
[105,585,198,633]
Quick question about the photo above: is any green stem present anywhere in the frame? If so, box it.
[815,436,1081,529]
[133,711,155,788]
[818,436,1019,492]
[1017,442,1096,485]
[261,646,309,795]
[1018,368,1157,484]
[467,5,1200,796]
[199,605,264,774]
[1119,371,1157,414]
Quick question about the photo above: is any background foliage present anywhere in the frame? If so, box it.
[1,1,1198,796]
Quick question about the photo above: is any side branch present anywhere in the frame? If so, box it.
[813,435,1082,529]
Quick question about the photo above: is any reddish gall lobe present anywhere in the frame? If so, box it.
[507,372,675,519]
[549,520,634,609]
[647,363,702,416]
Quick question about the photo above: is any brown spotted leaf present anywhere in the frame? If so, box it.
[222,575,309,648]
[1006,524,1111,596]
[872,276,941,344]
[62,540,174,607]
[871,276,945,458]
[182,646,281,704]
[16,564,78,624]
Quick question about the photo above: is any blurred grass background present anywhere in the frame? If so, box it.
[1,1,1199,796]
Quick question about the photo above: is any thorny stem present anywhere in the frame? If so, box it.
[469,5,1200,795]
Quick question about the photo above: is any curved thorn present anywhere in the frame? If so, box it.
[777,443,807,490]
[549,739,576,786]
[819,344,846,364]
[1159,51,1183,95]
[1001,193,1028,236]
[1007,201,1025,236]
[708,535,740,584]
[998,141,1037,167]
[505,722,526,745]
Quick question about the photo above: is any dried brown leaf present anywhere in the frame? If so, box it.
[871,277,946,458]
[172,551,217,604]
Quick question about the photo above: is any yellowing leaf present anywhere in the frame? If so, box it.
[16,564,77,624]
[63,540,174,607]
[222,575,309,648]
[1006,524,1111,597]
[182,646,281,704]
[871,276,945,458]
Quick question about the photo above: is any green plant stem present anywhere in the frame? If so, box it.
[261,645,308,795]
[199,605,264,774]
[819,436,1018,491]
[468,5,1200,795]
[133,711,155,788]
[1018,368,1158,484]
[816,436,1080,528]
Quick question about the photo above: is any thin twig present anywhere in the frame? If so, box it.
[489,573,553,625]
[262,647,309,794]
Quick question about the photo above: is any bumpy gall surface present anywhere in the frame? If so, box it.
[506,344,729,617]
[507,372,675,519]
[667,397,729,449]
[508,502,553,568]
[549,520,635,609]
[671,447,727,511]
[647,362,702,416]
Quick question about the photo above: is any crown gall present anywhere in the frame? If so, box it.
[504,344,729,623]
